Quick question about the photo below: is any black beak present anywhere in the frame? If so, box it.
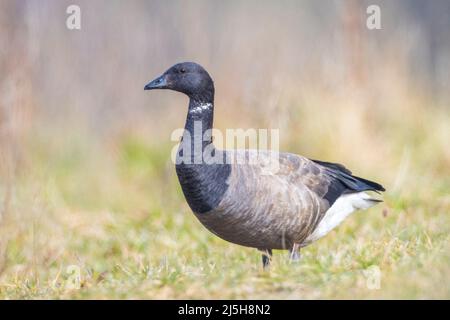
[144,75,168,90]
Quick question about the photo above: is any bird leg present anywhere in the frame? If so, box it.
[259,249,272,269]
[289,243,301,262]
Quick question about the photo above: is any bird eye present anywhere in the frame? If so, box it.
[180,68,186,73]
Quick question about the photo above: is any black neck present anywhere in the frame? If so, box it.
[176,94,231,214]
[184,85,215,137]
[182,97,215,163]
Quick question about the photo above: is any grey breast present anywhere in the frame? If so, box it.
[194,150,333,250]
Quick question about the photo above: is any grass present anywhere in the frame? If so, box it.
[0,92,449,300]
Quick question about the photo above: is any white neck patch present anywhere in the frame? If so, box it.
[189,103,212,114]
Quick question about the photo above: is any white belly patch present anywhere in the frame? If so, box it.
[305,192,379,243]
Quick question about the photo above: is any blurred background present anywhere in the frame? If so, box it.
[0,0,449,299]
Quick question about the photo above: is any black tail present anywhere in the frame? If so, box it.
[312,159,385,196]
[350,175,385,192]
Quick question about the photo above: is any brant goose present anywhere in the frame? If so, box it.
[144,62,385,268]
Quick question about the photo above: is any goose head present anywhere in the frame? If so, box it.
[144,62,214,102]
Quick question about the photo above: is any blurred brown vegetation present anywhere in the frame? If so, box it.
[0,0,449,298]
[0,1,448,152]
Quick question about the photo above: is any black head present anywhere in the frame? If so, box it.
[144,62,214,102]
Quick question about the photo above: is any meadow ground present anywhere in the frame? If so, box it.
[0,91,448,299]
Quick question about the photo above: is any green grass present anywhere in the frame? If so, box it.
[0,101,449,299]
